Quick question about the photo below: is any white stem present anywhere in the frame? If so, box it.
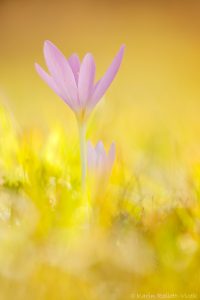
[78,121,87,189]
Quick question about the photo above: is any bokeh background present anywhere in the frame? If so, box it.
[1,0,200,299]
[0,0,200,133]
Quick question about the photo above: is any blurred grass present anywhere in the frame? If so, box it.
[0,103,200,299]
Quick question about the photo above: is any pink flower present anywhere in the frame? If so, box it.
[87,141,115,177]
[35,41,125,122]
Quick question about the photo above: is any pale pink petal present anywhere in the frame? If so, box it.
[107,142,116,171]
[35,63,60,96]
[87,141,96,169]
[91,80,100,97]
[91,45,125,106]
[68,53,80,83]
[96,141,107,171]
[85,80,100,116]
[43,40,79,110]
[95,141,105,155]
[35,63,75,110]
[78,53,96,107]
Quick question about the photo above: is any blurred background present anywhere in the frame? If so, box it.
[0,0,200,133]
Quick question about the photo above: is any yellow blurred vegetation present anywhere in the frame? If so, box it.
[0,102,200,299]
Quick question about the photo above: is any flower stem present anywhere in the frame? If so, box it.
[78,121,87,189]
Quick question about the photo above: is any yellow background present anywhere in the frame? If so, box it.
[1,0,200,133]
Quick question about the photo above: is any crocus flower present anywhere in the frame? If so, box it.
[87,141,115,177]
[35,40,125,122]
[35,41,124,188]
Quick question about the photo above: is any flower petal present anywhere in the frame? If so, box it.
[35,63,74,110]
[107,142,116,171]
[78,53,96,106]
[43,40,79,110]
[91,45,125,106]
[96,141,106,171]
[35,63,61,96]
[87,141,96,169]
[95,141,105,155]
[68,53,80,83]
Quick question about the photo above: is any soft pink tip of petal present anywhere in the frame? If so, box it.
[120,44,126,50]
[35,62,46,77]
[43,40,59,56]
[118,44,126,60]
[96,141,104,152]
[35,62,44,73]
[108,142,116,165]
[44,40,54,47]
